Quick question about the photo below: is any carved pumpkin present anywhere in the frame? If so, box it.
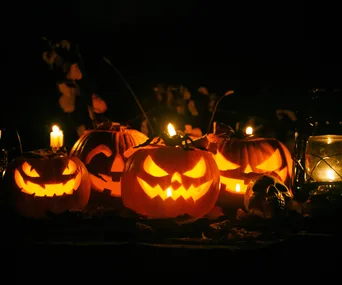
[69,122,148,209]
[121,145,220,218]
[0,150,91,218]
[210,135,293,212]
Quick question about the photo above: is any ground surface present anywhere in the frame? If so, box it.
[4,208,342,276]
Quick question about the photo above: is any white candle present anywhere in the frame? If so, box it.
[50,125,64,149]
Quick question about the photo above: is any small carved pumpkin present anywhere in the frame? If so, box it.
[196,134,293,212]
[1,150,91,218]
[215,136,292,192]
[121,145,220,218]
[69,122,148,209]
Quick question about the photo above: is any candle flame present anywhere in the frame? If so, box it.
[52,125,60,133]
[327,137,332,144]
[166,188,172,197]
[245,126,253,135]
[326,169,335,181]
[167,123,176,137]
[235,183,241,193]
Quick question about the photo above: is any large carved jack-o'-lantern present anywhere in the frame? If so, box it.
[69,122,148,210]
[121,139,220,219]
[0,150,91,218]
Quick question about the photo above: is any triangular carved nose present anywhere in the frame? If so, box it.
[171,172,182,183]
[244,164,253,173]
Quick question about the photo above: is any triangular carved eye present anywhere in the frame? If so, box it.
[143,155,168,177]
[256,149,282,172]
[184,157,206,178]
[62,160,77,175]
[22,162,40,177]
[214,152,240,171]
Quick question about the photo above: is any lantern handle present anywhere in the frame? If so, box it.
[103,57,154,134]
[207,90,235,134]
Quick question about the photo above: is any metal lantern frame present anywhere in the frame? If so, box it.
[292,88,342,203]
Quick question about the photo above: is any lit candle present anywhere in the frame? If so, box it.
[245,126,253,135]
[167,123,177,137]
[50,125,64,150]
[326,169,335,181]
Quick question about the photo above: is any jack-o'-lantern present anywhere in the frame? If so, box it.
[121,143,220,219]
[69,121,148,210]
[195,130,293,213]
[214,137,292,193]
[214,136,292,212]
[0,150,91,218]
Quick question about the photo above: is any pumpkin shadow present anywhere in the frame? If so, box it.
[85,189,126,214]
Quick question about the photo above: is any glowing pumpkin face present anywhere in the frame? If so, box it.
[121,145,220,218]
[15,160,81,197]
[214,137,293,196]
[85,144,124,197]
[1,152,91,218]
[69,123,148,210]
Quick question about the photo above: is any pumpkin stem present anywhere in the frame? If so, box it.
[134,133,208,151]
[103,57,154,134]
[23,148,67,159]
[207,90,235,133]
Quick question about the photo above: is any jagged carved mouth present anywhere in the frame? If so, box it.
[137,177,213,201]
[89,173,121,197]
[14,169,81,197]
[220,177,248,194]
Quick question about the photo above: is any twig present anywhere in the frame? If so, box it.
[103,57,154,134]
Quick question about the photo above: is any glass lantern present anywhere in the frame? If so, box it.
[292,88,342,201]
[305,135,342,195]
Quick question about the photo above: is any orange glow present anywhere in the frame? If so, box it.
[137,155,213,201]
[14,161,81,197]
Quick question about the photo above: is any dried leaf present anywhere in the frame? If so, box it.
[206,206,224,220]
[136,222,153,232]
[60,40,71,50]
[201,232,210,240]
[210,219,231,230]
[228,227,262,240]
[236,208,248,220]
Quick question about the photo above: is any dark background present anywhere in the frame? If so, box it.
[1,1,341,150]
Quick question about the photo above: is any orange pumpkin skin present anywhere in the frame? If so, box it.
[69,123,148,210]
[212,137,293,211]
[1,152,91,219]
[121,145,220,218]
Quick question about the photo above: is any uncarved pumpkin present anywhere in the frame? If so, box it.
[121,145,220,218]
[0,150,91,218]
[69,122,148,210]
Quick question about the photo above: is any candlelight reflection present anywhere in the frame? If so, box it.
[166,187,172,197]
